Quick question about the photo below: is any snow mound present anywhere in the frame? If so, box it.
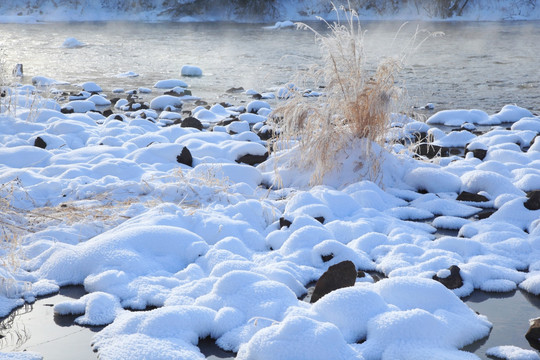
[61,37,85,48]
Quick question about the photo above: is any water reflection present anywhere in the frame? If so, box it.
[0,286,100,359]
[0,304,32,350]
[464,289,540,359]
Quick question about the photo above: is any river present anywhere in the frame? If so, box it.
[1,20,539,114]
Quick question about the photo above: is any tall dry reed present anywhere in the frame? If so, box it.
[270,5,408,184]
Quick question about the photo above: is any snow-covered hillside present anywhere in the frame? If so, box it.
[0,0,539,22]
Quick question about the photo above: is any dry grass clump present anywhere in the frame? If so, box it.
[270,5,408,184]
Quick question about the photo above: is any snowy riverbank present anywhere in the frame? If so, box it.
[1,70,540,359]
[1,0,540,23]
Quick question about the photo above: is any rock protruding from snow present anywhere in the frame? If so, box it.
[525,191,540,211]
[310,260,357,303]
[432,265,463,290]
[176,146,193,167]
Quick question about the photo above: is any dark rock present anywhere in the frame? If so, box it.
[414,143,449,158]
[412,131,428,143]
[34,136,47,149]
[465,148,487,160]
[526,318,540,351]
[257,127,274,141]
[102,109,113,117]
[456,191,489,202]
[357,270,366,278]
[236,152,268,166]
[176,147,193,167]
[524,191,540,211]
[226,87,244,93]
[475,209,496,220]
[165,88,191,96]
[181,116,203,131]
[61,107,74,114]
[279,217,292,229]
[310,260,357,303]
[215,117,238,127]
[432,265,463,290]
[314,216,325,224]
[252,93,262,100]
[321,253,334,262]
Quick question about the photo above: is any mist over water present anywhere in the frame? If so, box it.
[1,20,539,114]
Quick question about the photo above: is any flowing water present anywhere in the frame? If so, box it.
[1,20,540,359]
[1,20,540,113]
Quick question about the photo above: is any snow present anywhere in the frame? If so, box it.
[78,81,102,92]
[486,346,540,360]
[0,1,538,23]
[181,65,203,77]
[154,79,188,89]
[61,37,85,48]
[264,20,296,30]
[0,352,43,360]
[149,95,183,110]
[2,56,540,359]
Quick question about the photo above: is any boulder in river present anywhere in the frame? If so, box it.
[526,317,540,350]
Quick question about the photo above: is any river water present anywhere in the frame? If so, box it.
[1,20,540,114]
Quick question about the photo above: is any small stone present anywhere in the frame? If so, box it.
[524,191,540,211]
[181,116,203,131]
[279,217,292,229]
[475,209,496,220]
[432,265,463,290]
[226,87,244,93]
[314,216,325,224]
[236,152,268,166]
[310,260,357,303]
[465,148,487,160]
[34,136,47,149]
[176,147,193,167]
[321,254,334,262]
[456,191,489,202]
[414,143,449,158]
